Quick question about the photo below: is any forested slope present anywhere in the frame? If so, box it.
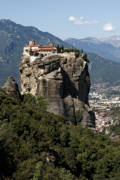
[0,93,120,180]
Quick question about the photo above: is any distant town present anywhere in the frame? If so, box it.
[89,83,120,132]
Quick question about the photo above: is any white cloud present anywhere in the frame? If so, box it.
[103,23,115,31]
[69,16,99,25]
[69,16,75,22]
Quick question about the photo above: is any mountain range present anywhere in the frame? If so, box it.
[65,37,120,62]
[0,19,120,87]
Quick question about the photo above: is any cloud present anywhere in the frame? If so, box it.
[69,16,99,25]
[103,23,115,31]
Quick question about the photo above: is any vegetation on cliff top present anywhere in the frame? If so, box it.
[0,93,120,180]
[56,45,82,58]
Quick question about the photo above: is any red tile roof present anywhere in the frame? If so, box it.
[39,47,56,51]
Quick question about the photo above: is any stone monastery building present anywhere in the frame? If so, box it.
[23,40,57,56]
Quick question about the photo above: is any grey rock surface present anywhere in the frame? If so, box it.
[20,53,95,128]
[1,76,21,99]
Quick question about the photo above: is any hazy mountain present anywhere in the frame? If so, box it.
[0,19,71,86]
[65,37,120,62]
[101,36,120,48]
[88,53,120,85]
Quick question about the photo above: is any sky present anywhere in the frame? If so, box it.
[0,0,120,40]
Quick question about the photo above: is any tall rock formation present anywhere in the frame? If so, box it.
[0,76,21,99]
[20,53,95,128]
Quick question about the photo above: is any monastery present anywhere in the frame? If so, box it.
[23,40,57,57]
[23,40,76,63]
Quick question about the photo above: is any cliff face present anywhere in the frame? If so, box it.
[20,53,95,128]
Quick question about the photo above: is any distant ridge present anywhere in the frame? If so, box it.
[88,53,120,85]
[65,37,120,62]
